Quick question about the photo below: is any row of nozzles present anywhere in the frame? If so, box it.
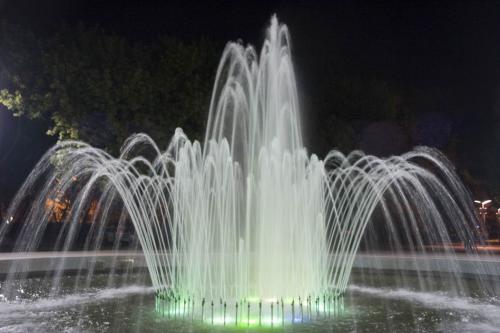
[154,292,345,326]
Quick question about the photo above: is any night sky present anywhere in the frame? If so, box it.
[1,0,500,202]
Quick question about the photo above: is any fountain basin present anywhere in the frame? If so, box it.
[0,251,499,277]
[0,267,499,333]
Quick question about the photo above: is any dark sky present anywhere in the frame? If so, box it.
[1,0,500,202]
[4,0,500,96]
[3,0,500,98]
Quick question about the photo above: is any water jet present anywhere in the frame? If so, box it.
[0,15,498,333]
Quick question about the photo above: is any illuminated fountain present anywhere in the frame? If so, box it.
[0,16,493,329]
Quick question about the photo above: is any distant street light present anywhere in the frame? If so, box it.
[474,200,492,238]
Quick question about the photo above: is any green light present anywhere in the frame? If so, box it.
[155,293,346,328]
[246,296,260,303]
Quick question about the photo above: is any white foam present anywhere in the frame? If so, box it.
[350,284,500,331]
[0,285,153,318]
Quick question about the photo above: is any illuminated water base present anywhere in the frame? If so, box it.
[154,291,345,327]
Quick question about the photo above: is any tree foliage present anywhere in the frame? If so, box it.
[0,22,218,153]
[312,75,409,155]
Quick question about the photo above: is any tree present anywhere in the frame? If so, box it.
[0,22,219,153]
[310,74,407,156]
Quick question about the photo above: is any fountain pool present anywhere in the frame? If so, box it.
[0,269,499,333]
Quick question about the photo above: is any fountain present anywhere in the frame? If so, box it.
[0,15,499,332]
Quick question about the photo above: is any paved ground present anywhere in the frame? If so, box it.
[427,239,500,254]
[0,250,143,261]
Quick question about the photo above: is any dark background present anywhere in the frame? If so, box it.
[1,0,500,206]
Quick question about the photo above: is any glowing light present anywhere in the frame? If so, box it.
[155,293,346,326]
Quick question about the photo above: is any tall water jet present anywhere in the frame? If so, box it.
[0,15,491,327]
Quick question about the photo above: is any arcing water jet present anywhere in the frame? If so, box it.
[0,15,485,326]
